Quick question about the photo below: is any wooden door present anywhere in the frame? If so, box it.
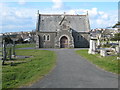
[60,36,68,48]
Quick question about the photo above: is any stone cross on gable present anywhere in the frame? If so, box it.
[64,12,66,15]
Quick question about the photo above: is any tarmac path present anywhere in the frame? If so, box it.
[25,49,118,88]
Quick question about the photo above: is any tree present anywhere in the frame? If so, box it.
[3,35,13,44]
[111,33,120,41]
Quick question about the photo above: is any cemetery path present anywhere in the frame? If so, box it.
[25,49,118,88]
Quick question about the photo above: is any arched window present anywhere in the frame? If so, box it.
[47,35,50,41]
[78,36,80,41]
[43,35,46,41]
[81,35,83,39]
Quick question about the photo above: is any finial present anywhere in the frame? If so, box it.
[87,11,88,15]
[64,12,66,15]
[37,10,39,14]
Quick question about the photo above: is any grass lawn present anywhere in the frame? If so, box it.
[15,43,35,49]
[2,49,56,88]
[76,49,119,74]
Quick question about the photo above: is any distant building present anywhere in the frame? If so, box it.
[1,31,36,43]
[36,12,90,48]
[113,22,120,32]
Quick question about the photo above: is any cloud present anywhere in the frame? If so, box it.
[87,8,117,28]
[52,0,63,9]
[0,3,37,33]
[18,0,26,5]
[67,10,77,15]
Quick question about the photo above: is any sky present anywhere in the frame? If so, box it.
[0,0,119,33]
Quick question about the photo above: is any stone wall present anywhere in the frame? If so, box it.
[55,28,74,48]
[72,31,89,48]
[36,30,89,48]
[36,32,57,48]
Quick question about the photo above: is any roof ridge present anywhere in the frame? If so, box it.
[40,14,86,16]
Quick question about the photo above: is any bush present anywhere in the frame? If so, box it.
[111,33,120,41]
[3,35,13,44]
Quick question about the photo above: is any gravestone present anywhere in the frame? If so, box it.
[9,47,12,60]
[97,39,100,48]
[12,41,16,58]
[2,40,6,65]
[116,46,120,54]
[117,41,120,60]
[88,38,97,54]
[3,40,6,60]
[97,34,101,48]
[100,49,107,57]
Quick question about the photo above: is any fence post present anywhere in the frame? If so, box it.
[9,46,12,60]
[2,40,6,65]
[116,41,120,60]
[12,41,15,57]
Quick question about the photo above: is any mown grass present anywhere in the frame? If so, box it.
[76,49,119,74]
[15,43,35,49]
[2,49,56,88]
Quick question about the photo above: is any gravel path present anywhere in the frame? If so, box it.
[25,49,118,88]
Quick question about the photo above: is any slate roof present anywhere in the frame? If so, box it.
[37,14,90,32]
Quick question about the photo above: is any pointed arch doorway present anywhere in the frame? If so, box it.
[60,36,68,48]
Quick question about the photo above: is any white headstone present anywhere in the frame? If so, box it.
[116,46,120,53]
[100,49,107,57]
[92,40,96,51]
[97,39,100,46]
[88,39,97,54]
